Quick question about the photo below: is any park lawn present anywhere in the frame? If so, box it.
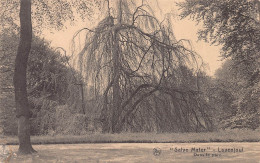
[1,129,260,145]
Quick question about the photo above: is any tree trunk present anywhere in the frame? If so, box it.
[13,0,36,154]
[80,83,85,115]
[110,0,123,133]
[111,30,121,133]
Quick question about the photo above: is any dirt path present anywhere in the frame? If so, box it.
[3,143,260,163]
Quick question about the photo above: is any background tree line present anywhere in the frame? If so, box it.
[179,0,260,130]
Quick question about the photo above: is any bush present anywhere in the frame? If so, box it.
[54,105,89,135]
[64,114,88,135]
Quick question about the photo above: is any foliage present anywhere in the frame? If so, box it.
[208,60,260,129]
[0,31,19,135]
[178,0,260,62]
[4,0,254,135]
[179,0,260,129]
[0,0,102,33]
[0,31,78,135]
[0,0,106,140]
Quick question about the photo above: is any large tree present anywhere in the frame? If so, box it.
[13,0,35,154]
[73,0,212,133]
[178,0,260,129]
[179,0,260,85]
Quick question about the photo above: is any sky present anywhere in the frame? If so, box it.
[43,0,223,76]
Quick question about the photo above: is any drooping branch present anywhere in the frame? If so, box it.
[72,1,208,133]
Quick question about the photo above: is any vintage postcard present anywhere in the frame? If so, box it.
[0,0,260,162]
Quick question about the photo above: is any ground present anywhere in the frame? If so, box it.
[2,143,260,163]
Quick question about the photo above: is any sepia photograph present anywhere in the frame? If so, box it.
[0,0,260,162]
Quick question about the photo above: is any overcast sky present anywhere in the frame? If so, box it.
[43,0,223,76]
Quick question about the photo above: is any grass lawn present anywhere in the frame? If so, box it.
[6,143,260,163]
[1,129,260,145]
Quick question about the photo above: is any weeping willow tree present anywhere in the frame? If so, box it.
[72,0,212,133]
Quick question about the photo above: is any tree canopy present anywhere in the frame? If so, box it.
[0,0,101,34]
[71,0,212,133]
[179,0,260,129]
[179,0,260,61]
